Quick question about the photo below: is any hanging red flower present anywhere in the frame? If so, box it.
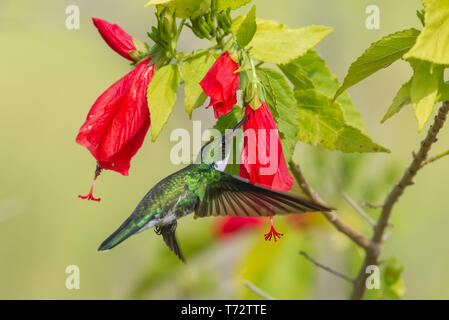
[200,52,240,118]
[239,102,293,192]
[214,216,263,238]
[76,58,154,201]
[92,18,139,61]
[239,102,294,241]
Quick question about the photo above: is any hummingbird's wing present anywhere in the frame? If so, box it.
[155,221,185,263]
[195,171,330,218]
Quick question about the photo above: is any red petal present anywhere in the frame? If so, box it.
[92,18,137,61]
[239,102,293,191]
[214,216,263,238]
[76,59,154,175]
[200,52,239,118]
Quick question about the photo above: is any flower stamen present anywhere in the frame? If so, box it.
[78,165,103,202]
[264,216,283,242]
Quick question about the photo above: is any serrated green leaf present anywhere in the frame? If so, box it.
[295,89,389,153]
[257,68,298,164]
[281,50,369,134]
[278,60,314,91]
[410,60,443,132]
[145,0,209,18]
[404,0,449,65]
[247,19,332,64]
[381,79,412,123]
[182,52,217,118]
[236,5,257,48]
[334,28,420,100]
[217,0,251,11]
[148,64,180,141]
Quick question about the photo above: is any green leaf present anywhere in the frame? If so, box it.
[281,50,369,134]
[365,256,406,300]
[247,19,332,64]
[416,9,425,26]
[384,257,404,286]
[145,0,209,18]
[382,257,406,300]
[437,82,449,102]
[410,60,443,132]
[295,89,389,153]
[236,5,257,48]
[217,0,251,11]
[144,0,171,5]
[278,60,314,91]
[404,0,449,65]
[257,68,299,164]
[334,28,420,100]
[181,52,217,118]
[217,0,252,11]
[213,105,244,135]
[231,16,245,34]
[147,64,180,141]
[381,79,412,123]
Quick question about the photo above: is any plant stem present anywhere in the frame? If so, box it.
[420,149,449,168]
[299,251,355,283]
[350,101,449,300]
[292,101,449,300]
[242,280,277,300]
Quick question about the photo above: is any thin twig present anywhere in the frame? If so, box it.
[420,149,449,168]
[341,192,376,227]
[350,101,449,300]
[299,251,355,283]
[361,200,384,209]
[242,280,277,300]
[290,162,373,251]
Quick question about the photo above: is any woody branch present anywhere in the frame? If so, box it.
[291,101,449,300]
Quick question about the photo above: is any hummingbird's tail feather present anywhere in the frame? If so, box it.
[156,221,185,263]
[98,217,141,251]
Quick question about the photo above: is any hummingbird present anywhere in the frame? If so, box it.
[98,117,330,262]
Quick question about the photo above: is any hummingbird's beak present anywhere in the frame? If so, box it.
[222,115,247,150]
[232,115,247,133]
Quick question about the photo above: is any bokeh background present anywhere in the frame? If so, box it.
[1,0,448,299]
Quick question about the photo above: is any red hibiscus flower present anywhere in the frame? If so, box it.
[239,102,294,241]
[76,58,154,201]
[200,52,240,118]
[214,216,263,238]
[240,102,293,192]
[92,18,139,61]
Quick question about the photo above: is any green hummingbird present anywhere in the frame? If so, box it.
[98,117,330,262]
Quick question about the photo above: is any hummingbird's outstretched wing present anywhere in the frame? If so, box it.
[195,171,331,218]
[155,221,185,263]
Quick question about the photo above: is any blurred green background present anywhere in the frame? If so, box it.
[0,0,448,299]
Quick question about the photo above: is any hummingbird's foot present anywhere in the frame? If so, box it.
[264,216,283,242]
[78,165,102,202]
